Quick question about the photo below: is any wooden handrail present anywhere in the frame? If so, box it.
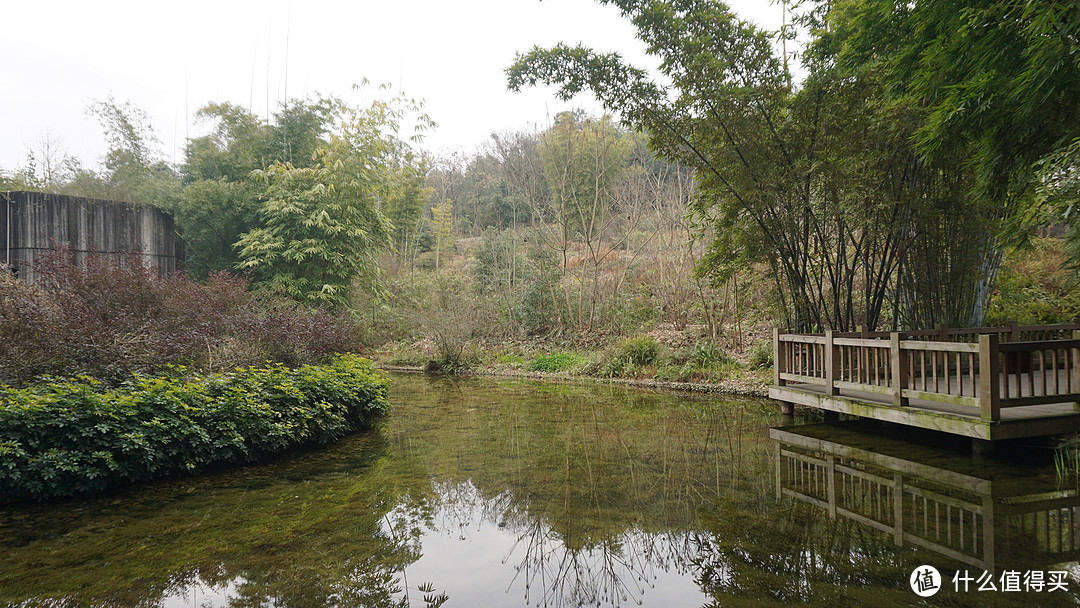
[772,322,1080,423]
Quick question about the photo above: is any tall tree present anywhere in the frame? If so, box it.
[509,1,894,330]
[236,90,430,309]
[509,0,1019,329]
[178,99,336,278]
[829,0,1080,201]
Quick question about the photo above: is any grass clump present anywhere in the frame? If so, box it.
[657,341,739,382]
[526,352,583,373]
[748,340,773,370]
[582,336,663,378]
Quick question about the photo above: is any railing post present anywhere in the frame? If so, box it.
[935,322,948,342]
[1073,329,1080,410]
[773,328,786,387]
[979,334,1001,422]
[891,332,908,406]
[825,330,839,395]
[858,325,868,383]
[1007,320,1019,343]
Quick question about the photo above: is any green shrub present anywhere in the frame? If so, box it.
[0,354,388,504]
[526,352,582,373]
[986,238,1080,326]
[581,336,662,378]
[749,341,773,370]
[656,341,738,381]
[617,336,661,366]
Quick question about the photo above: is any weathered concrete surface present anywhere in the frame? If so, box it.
[2,191,182,283]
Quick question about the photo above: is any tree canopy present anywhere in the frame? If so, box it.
[506,0,1074,330]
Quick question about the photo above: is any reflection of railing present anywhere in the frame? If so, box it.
[772,427,1080,571]
[773,322,1080,421]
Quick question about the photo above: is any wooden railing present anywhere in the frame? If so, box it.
[773,322,1080,422]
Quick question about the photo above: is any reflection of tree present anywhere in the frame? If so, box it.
[505,522,700,608]
[385,375,783,608]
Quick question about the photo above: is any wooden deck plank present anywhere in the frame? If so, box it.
[771,382,1080,440]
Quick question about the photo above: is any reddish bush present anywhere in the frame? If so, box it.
[0,248,362,386]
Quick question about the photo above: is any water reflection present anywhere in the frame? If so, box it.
[1,375,1078,607]
[773,424,1080,572]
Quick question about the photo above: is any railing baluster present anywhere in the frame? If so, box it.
[958,352,964,397]
[1043,350,1050,396]
[972,352,980,399]
[932,351,939,393]
[920,351,926,391]
[1029,352,1036,397]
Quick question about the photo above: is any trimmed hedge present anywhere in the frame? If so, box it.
[0,354,389,503]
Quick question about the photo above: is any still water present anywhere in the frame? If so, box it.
[1,373,1079,607]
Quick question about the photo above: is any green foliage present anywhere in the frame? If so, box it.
[175,179,262,278]
[383,160,431,257]
[82,96,181,208]
[655,341,738,382]
[830,0,1080,203]
[985,238,1080,326]
[581,336,662,378]
[237,89,431,309]
[508,0,1013,331]
[526,352,583,373]
[749,340,773,370]
[237,156,393,309]
[495,351,526,367]
[0,354,388,504]
[515,244,564,334]
[618,336,661,366]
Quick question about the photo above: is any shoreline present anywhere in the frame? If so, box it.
[376,364,771,399]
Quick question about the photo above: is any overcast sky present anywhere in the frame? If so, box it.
[1,0,786,174]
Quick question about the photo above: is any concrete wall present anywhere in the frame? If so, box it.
[1,191,182,284]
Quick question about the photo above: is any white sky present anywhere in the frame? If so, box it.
[1,0,786,173]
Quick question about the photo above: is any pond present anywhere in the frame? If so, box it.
[1,372,1078,607]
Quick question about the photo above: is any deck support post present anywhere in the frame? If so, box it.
[979,334,1001,423]
[890,332,908,407]
[780,401,795,416]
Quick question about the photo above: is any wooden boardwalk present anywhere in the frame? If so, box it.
[771,322,1080,441]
